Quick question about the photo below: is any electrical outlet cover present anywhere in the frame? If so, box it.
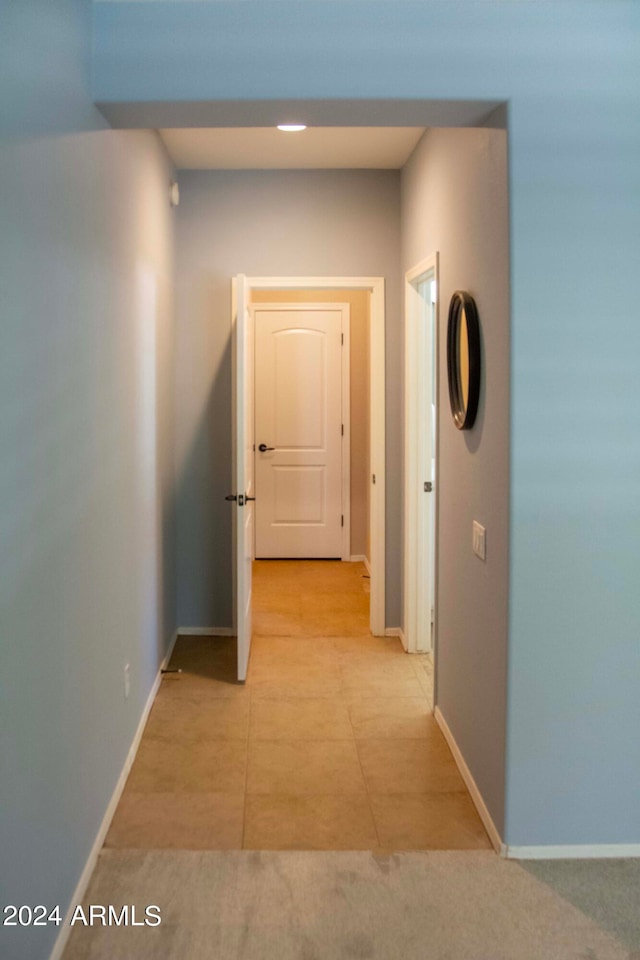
[473,521,486,561]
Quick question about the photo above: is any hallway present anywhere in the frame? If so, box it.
[106,561,490,852]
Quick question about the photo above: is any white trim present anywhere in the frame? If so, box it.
[404,254,439,657]
[178,626,235,636]
[503,843,640,860]
[368,278,386,637]
[349,554,369,566]
[384,626,406,649]
[350,555,372,576]
[49,630,179,960]
[166,630,180,661]
[341,306,351,562]
[247,276,386,637]
[230,277,239,633]
[432,706,640,862]
[434,705,504,855]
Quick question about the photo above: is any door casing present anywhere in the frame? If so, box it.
[231,273,254,681]
[241,275,386,638]
[404,253,439,657]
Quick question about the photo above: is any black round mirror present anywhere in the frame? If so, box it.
[447,291,480,430]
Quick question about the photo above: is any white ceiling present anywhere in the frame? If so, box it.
[159,127,426,170]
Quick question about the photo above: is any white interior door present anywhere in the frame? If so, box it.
[416,277,436,651]
[232,274,254,681]
[404,257,438,654]
[254,304,345,558]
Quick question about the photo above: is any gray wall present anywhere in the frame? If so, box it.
[0,3,176,957]
[1,16,637,953]
[94,0,640,852]
[401,128,510,834]
[175,170,401,628]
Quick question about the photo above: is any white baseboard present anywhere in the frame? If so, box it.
[384,626,406,647]
[49,629,179,960]
[504,843,640,860]
[434,706,504,856]
[425,708,640,862]
[177,626,235,637]
[165,629,179,665]
[349,554,371,575]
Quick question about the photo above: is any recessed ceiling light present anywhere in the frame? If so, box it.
[277,124,307,132]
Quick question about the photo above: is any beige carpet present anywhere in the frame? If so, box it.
[62,849,639,959]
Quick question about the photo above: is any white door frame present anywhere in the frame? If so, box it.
[246,276,386,638]
[230,273,254,680]
[404,254,439,654]
[251,301,351,562]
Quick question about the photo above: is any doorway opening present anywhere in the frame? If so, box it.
[231,274,386,682]
[404,254,439,659]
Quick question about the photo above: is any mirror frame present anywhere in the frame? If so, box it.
[446,291,481,430]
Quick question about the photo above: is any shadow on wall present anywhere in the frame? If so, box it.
[176,323,233,628]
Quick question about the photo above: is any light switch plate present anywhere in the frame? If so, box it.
[473,521,486,561]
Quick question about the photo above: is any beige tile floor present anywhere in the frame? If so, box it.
[106,560,490,852]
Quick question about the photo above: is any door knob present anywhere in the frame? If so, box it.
[258,443,275,452]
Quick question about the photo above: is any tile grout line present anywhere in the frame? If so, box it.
[250,564,434,851]
[241,668,253,850]
[410,654,435,704]
[408,653,429,697]
[349,697,384,851]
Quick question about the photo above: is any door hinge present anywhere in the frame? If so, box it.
[341,423,344,436]
[372,474,376,485]
[341,515,344,527]
[424,481,433,493]
[341,333,344,345]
